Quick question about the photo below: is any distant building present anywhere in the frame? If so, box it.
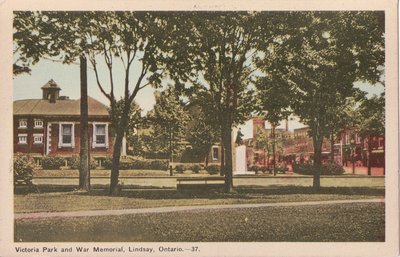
[334,127,384,168]
[13,79,116,157]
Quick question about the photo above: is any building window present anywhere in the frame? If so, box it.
[378,138,384,148]
[212,147,219,160]
[19,119,27,128]
[33,134,43,144]
[18,134,27,144]
[355,133,361,144]
[93,123,108,148]
[34,119,43,128]
[59,123,74,147]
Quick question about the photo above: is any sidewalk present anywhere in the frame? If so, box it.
[15,198,384,221]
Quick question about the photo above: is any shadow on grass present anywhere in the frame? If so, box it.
[15,184,384,200]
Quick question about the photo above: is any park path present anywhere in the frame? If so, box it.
[15,198,384,220]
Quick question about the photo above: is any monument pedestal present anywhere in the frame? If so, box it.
[234,145,255,175]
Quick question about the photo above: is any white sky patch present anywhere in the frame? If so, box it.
[14,60,384,124]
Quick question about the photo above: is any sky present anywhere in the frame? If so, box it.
[13,58,385,134]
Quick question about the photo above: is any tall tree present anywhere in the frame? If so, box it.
[84,12,170,194]
[147,89,189,162]
[186,96,220,166]
[14,12,171,194]
[167,12,259,192]
[14,12,93,191]
[267,11,384,189]
[255,77,292,170]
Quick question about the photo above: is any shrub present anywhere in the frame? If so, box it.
[191,164,201,174]
[205,165,220,175]
[14,153,38,179]
[249,165,260,173]
[322,162,345,175]
[175,164,186,173]
[293,162,345,175]
[99,157,168,170]
[150,160,169,170]
[101,157,113,169]
[292,163,312,175]
[42,156,65,170]
[68,155,98,170]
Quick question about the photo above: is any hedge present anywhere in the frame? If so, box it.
[100,158,169,170]
[14,153,38,179]
[175,164,186,173]
[293,162,345,175]
[248,165,269,173]
[41,156,65,170]
[205,165,220,175]
[68,155,98,170]
[191,164,201,174]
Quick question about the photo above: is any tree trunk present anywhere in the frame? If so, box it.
[312,135,323,190]
[272,124,276,170]
[220,127,225,176]
[222,127,233,192]
[109,105,130,195]
[221,110,233,193]
[109,131,124,195]
[79,55,90,191]
[169,127,173,162]
[367,135,372,176]
[330,133,335,163]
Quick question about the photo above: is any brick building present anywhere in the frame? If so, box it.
[334,127,384,167]
[13,79,116,157]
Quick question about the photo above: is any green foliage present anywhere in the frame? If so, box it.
[322,162,346,175]
[357,93,385,138]
[146,89,189,160]
[100,158,168,170]
[186,101,220,163]
[42,156,65,170]
[249,165,268,173]
[282,12,384,151]
[14,11,174,192]
[175,164,187,173]
[14,153,38,179]
[68,155,98,170]
[191,164,201,174]
[166,13,261,189]
[205,165,220,175]
[293,163,345,175]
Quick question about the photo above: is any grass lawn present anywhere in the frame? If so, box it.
[14,186,384,213]
[14,202,384,242]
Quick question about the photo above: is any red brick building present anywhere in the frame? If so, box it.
[13,79,115,157]
[334,127,384,167]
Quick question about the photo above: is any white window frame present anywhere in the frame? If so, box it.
[355,133,361,144]
[378,137,384,148]
[212,146,219,161]
[33,133,43,144]
[18,133,27,144]
[34,119,43,128]
[92,123,109,148]
[58,123,75,148]
[18,119,27,129]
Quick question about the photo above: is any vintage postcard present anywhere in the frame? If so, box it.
[0,0,398,256]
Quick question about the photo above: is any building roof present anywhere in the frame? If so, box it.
[14,96,109,117]
[41,79,61,90]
